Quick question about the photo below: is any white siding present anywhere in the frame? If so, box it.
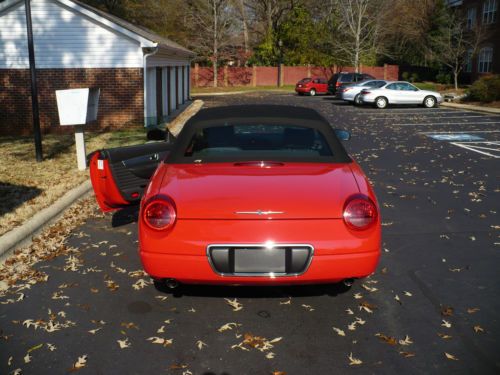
[147,51,190,68]
[177,67,182,106]
[183,65,189,101]
[0,0,143,69]
[145,67,156,124]
[161,67,169,116]
[169,67,176,110]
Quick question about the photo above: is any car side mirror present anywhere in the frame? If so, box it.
[147,128,167,141]
[335,129,351,141]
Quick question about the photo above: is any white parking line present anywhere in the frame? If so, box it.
[419,130,500,134]
[450,141,500,158]
[391,121,500,126]
[369,115,498,120]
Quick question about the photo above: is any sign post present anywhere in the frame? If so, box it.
[55,88,100,170]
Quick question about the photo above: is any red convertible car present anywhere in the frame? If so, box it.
[89,106,381,289]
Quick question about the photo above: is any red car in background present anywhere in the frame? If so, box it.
[295,77,329,96]
[89,106,381,290]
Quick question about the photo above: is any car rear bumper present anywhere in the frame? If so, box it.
[141,249,380,285]
[139,219,381,285]
[295,87,309,93]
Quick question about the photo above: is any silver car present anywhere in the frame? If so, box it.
[339,80,387,105]
[359,81,443,109]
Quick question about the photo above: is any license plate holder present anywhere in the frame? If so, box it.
[234,248,286,273]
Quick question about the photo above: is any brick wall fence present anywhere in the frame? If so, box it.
[192,64,399,87]
[0,68,143,136]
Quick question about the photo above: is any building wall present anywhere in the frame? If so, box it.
[192,65,399,87]
[459,0,500,82]
[0,0,144,69]
[0,68,144,135]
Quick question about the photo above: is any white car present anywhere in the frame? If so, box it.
[340,80,387,105]
[359,81,443,109]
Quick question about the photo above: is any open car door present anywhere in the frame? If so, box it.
[89,142,172,212]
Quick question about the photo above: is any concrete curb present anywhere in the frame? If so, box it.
[441,101,500,114]
[192,89,293,97]
[0,179,92,263]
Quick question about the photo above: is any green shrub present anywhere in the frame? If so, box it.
[436,72,451,84]
[402,72,410,81]
[468,75,500,102]
[410,72,419,82]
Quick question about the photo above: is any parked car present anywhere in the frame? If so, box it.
[295,77,329,96]
[339,80,388,105]
[89,105,381,290]
[328,72,375,95]
[359,81,443,109]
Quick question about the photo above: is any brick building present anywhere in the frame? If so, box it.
[449,0,499,82]
[0,0,195,135]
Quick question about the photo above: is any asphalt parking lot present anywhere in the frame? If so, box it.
[1,92,499,375]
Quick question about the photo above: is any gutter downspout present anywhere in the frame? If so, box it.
[143,46,159,127]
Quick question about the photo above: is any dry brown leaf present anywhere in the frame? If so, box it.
[332,327,346,336]
[224,298,243,312]
[441,306,454,317]
[348,352,362,365]
[375,333,398,345]
[399,351,416,358]
[445,352,459,361]
[73,355,88,370]
[437,333,452,339]
[473,325,484,333]
[467,307,480,314]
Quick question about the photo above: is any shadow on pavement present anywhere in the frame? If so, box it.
[0,182,43,216]
[154,281,352,299]
[112,205,139,227]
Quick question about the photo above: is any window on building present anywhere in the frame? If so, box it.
[478,47,493,72]
[464,49,473,72]
[483,0,497,24]
[467,8,476,28]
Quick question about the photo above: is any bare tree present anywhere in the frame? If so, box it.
[431,10,483,90]
[333,0,389,72]
[234,0,250,55]
[185,0,235,87]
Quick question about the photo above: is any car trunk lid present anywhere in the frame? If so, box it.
[157,162,358,219]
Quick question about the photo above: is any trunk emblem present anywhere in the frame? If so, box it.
[235,210,285,215]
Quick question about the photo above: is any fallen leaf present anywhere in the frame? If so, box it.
[333,327,346,336]
[73,355,88,370]
[399,351,416,358]
[403,291,413,297]
[441,320,452,328]
[467,307,480,314]
[196,340,207,350]
[348,352,362,365]
[437,333,452,339]
[473,325,484,333]
[445,352,459,361]
[265,352,275,359]
[218,322,241,332]
[301,304,314,312]
[398,335,413,346]
[441,306,454,316]
[117,338,131,349]
[375,333,397,345]
[224,298,243,312]
[24,354,31,363]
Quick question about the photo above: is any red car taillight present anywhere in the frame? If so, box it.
[343,196,377,230]
[336,82,341,87]
[143,196,177,231]
[361,91,371,95]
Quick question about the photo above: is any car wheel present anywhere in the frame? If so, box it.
[309,89,316,96]
[297,92,304,96]
[423,95,436,108]
[354,94,362,106]
[375,96,388,109]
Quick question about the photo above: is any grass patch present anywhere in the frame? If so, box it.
[0,128,146,236]
[414,82,437,91]
[192,85,295,94]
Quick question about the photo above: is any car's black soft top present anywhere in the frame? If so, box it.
[166,105,352,164]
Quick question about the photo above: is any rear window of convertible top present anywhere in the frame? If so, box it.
[182,124,335,163]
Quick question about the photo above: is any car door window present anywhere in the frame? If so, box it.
[386,83,399,90]
[373,81,386,88]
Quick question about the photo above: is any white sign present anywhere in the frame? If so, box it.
[55,88,100,170]
[55,88,100,126]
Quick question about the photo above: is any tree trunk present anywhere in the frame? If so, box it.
[236,0,249,56]
[454,71,459,91]
[213,0,218,88]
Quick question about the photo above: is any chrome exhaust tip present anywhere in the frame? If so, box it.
[165,278,179,289]
[343,278,355,287]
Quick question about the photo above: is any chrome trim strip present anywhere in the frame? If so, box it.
[206,243,314,277]
[234,210,285,215]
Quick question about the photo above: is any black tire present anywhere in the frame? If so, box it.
[309,89,316,96]
[297,92,304,96]
[354,94,362,106]
[423,95,437,108]
[375,96,388,109]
